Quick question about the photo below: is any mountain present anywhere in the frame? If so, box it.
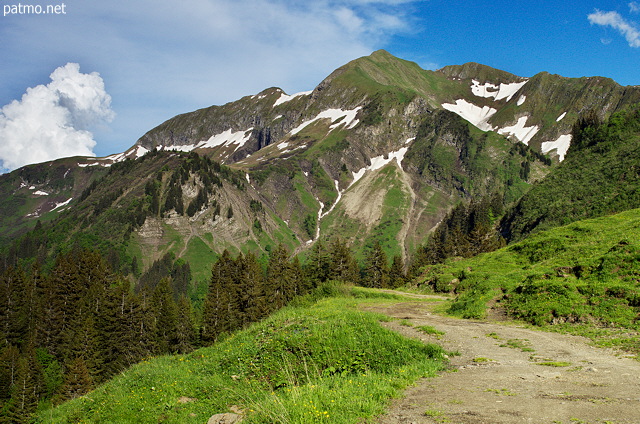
[5,50,640,423]
[2,50,639,282]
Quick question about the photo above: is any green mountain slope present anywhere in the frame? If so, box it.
[4,49,640,290]
[414,208,640,355]
[501,105,640,242]
[38,287,445,423]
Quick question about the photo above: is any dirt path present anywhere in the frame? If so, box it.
[364,294,640,424]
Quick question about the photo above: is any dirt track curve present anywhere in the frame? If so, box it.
[364,293,640,424]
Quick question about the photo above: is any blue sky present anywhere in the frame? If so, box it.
[1,0,639,171]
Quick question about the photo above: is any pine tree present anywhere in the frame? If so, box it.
[266,244,294,311]
[235,252,265,326]
[57,357,93,402]
[201,250,234,344]
[327,238,358,283]
[151,277,179,354]
[5,353,39,424]
[389,255,406,288]
[175,295,196,354]
[0,345,20,401]
[363,241,389,288]
[304,241,330,284]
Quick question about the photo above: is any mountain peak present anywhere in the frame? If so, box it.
[438,62,524,84]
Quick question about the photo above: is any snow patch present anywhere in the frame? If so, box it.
[104,152,127,163]
[273,115,283,120]
[277,142,289,150]
[350,147,409,189]
[273,90,312,107]
[320,181,342,219]
[246,173,251,184]
[52,198,73,211]
[198,128,254,150]
[556,112,567,122]
[471,79,528,102]
[442,99,496,131]
[135,145,149,157]
[163,144,197,152]
[517,95,526,106]
[34,190,49,196]
[497,116,539,145]
[314,199,325,240]
[290,108,361,136]
[542,134,572,161]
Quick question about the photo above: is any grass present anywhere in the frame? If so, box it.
[415,208,640,356]
[416,325,445,338]
[38,284,446,424]
[500,339,535,353]
[535,361,572,367]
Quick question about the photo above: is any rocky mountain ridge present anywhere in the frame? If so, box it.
[2,50,638,280]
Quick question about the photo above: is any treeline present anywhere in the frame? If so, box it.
[0,248,196,422]
[0,237,408,422]
[412,194,506,272]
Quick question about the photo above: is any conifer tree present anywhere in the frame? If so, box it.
[328,238,359,283]
[175,295,196,354]
[234,252,265,327]
[290,256,309,295]
[151,277,179,353]
[201,250,234,344]
[304,241,330,284]
[65,315,102,380]
[5,353,39,424]
[57,357,93,402]
[389,255,406,288]
[363,241,389,288]
[0,345,19,402]
[266,244,294,311]
[0,268,28,348]
[45,249,110,358]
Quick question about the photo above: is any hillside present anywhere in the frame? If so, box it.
[4,50,640,280]
[36,286,446,423]
[413,207,640,355]
[501,105,640,242]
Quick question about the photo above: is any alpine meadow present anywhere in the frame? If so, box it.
[1,50,640,423]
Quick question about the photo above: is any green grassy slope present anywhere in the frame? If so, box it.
[38,286,445,424]
[414,208,640,355]
[501,105,640,242]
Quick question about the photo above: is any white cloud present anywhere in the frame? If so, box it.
[588,9,640,47]
[0,63,114,171]
[630,2,640,13]
[0,0,421,158]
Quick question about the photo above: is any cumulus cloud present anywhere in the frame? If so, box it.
[0,0,422,157]
[0,63,114,171]
[588,9,640,47]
